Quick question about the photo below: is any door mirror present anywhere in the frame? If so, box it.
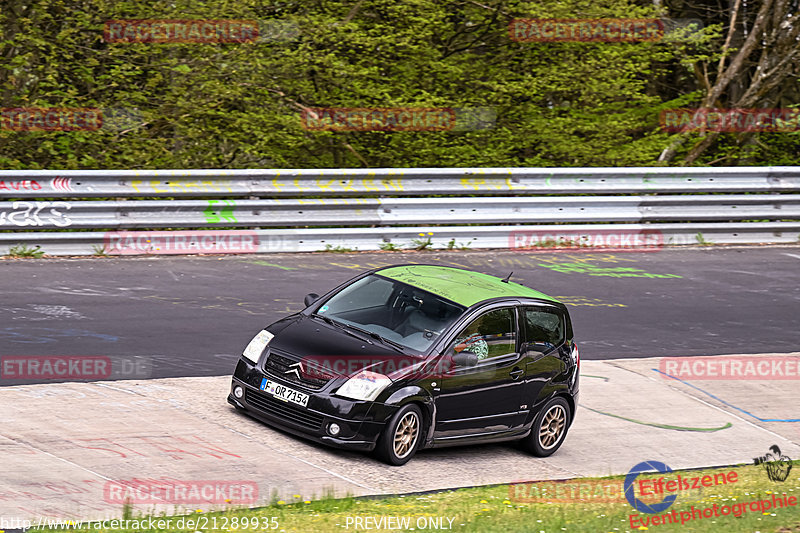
[304,293,320,307]
[452,351,479,367]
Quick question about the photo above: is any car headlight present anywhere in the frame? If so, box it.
[336,370,392,401]
[242,330,274,363]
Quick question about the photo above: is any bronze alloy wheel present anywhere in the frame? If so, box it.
[538,403,567,450]
[376,403,424,465]
[393,410,420,459]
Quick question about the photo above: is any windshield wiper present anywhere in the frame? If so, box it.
[365,331,407,353]
[313,314,374,344]
[313,314,411,353]
[336,323,407,354]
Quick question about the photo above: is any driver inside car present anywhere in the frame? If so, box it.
[452,320,489,360]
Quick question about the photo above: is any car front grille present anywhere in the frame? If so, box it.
[244,388,324,431]
[264,351,331,390]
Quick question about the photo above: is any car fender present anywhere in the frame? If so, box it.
[525,385,574,428]
[263,314,301,336]
[384,385,435,447]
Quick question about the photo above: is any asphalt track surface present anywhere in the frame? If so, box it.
[1,246,799,385]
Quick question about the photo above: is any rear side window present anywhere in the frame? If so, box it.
[523,307,565,347]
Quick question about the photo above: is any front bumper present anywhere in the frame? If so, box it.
[228,359,398,452]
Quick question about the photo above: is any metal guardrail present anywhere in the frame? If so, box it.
[1,222,799,256]
[1,195,799,229]
[2,166,800,197]
[1,167,799,256]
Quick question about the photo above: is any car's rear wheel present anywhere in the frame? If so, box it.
[522,397,570,457]
[375,404,422,466]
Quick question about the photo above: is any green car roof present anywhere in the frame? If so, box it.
[377,264,559,307]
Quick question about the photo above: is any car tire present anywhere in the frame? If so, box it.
[375,404,423,466]
[522,397,570,457]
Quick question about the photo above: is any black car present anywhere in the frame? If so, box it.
[228,264,579,465]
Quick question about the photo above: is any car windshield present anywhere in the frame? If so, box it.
[314,274,466,353]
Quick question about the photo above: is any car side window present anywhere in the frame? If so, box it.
[523,307,565,347]
[449,307,517,361]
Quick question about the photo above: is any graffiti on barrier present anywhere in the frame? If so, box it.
[129,179,234,193]
[0,201,72,227]
[50,177,74,192]
[204,200,237,223]
[0,180,43,192]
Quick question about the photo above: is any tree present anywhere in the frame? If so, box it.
[658,0,800,164]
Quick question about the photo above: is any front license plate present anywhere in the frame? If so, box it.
[260,378,309,407]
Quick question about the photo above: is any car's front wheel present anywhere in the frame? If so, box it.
[375,404,423,466]
[522,397,570,457]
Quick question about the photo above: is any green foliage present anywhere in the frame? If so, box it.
[7,244,45,257]
[411,232,433,250]
[35,462,800,533]
[379,242,400,251]
[695,232,713,246]
[0,0,796,169]
[91,244,110,256]
[446,238,471,250]
[324,244,354,252]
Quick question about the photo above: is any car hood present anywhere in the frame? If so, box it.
[269,315,427,380]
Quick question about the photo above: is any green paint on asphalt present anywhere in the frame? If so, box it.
[246,260,297,270]
[581,405,732,432]
[537,262,682,279]
[581,374,610,382]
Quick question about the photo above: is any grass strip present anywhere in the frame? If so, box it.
[32,462,800,532]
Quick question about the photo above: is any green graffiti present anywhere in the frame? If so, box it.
[245,260,297,270]
[204,199,237,223]
[581,405,731,432]
[537,262,682,278]
[580,374,610,382]
[580,373,729,432]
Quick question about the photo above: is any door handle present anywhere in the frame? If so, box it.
[509,368,524,380]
